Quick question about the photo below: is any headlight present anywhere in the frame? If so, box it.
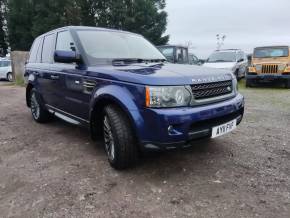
[256,64,262,71]
[145,86,192,108]
[278,64,286,71]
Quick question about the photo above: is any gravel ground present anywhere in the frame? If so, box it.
[0,81,290,218]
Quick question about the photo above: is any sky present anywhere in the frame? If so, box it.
[165,0,290,58]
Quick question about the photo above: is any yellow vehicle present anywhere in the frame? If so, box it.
[247,46,290,88]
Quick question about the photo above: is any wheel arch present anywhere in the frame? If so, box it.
[6,71,13,80]
[90,94,139,141]
[26,83,34,107]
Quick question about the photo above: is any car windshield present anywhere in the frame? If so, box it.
[76,30,165,64]
[207,52,236,62]
[158,47,174,62]
[254,47,289,58]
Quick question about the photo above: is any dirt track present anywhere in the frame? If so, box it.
[0,81,290,218]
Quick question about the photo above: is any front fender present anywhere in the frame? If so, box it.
[89,84,146,141]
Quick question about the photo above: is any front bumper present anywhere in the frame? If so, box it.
[136,93,244,150]
[246,73,290,82]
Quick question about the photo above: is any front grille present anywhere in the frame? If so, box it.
[261,65,278,74]
[191,80,233,100]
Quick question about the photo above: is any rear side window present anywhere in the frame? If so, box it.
[4,61,11,67]
[42,34,55,63]
[29,38,42,63]
[56,31,75,51]
[0,61,10,67]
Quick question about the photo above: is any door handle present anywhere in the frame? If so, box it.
[50,75,59,80]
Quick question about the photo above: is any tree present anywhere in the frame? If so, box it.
[0,0,8,55]
[31,0,71,37]
[95,0,169,45]
[6,0,169,51]
[7,0,34,51]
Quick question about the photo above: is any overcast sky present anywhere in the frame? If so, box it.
[165,0,290,58]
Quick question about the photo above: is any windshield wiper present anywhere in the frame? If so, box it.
[112,58,166,66]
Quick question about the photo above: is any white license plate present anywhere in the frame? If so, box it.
[211,119,237,138]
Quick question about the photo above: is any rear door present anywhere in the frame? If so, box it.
[36,33,63,108]
[26,37,43,88]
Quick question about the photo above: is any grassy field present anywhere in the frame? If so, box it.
[238,79,290,112]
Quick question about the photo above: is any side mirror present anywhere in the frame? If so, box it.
[54,50,81,64]
[238,58,244,62]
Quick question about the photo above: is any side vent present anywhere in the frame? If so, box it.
[83,80,96,94]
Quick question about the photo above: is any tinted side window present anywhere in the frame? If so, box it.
[237,52,243,61]
[56,31,74,51]
[244,53,248,61]
[4,61,11,67]
[42,34,55,63]
[35,37,43,63]
[29,38,41,63]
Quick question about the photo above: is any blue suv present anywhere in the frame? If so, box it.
[25,26,244,169]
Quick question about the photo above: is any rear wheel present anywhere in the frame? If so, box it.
[6,72,13,82]
[103,105,138,170]
[30,88,51,123]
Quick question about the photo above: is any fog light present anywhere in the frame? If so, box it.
[168,125,174,133]
[284,66,290,72]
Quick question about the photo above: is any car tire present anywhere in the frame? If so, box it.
[30,88,51,123]
[103,105,138,170]
[235,70,241,81]
[7,72,13,82]
[246,79,254,87]
[286,80,290,89]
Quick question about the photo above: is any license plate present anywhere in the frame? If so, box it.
[211,119,237,138]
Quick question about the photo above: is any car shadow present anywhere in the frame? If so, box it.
[248,81,287,89]
[46,116,231,175]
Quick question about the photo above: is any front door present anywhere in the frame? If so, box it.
[53,30,93,121]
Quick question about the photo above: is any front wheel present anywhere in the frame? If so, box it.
[103,105,138,170]
[30,88,51,123]
[246,79,254,87]
[235,70,241,81]
[285,80,290,89]
[7,72,13,82]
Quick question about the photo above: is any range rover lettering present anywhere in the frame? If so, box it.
[25,26,244,169]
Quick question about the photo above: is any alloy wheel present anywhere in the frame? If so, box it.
[7,73,13,82]
[103,116,115,161]
[30,93,40,120]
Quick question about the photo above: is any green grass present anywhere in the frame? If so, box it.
[238,79,290,111]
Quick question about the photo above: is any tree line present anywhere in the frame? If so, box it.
[0,0,169,55]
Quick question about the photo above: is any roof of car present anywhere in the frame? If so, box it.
[157,45,188,49]
[37,26,141,38]
[215,49,242,52]
[254,45,289,49]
